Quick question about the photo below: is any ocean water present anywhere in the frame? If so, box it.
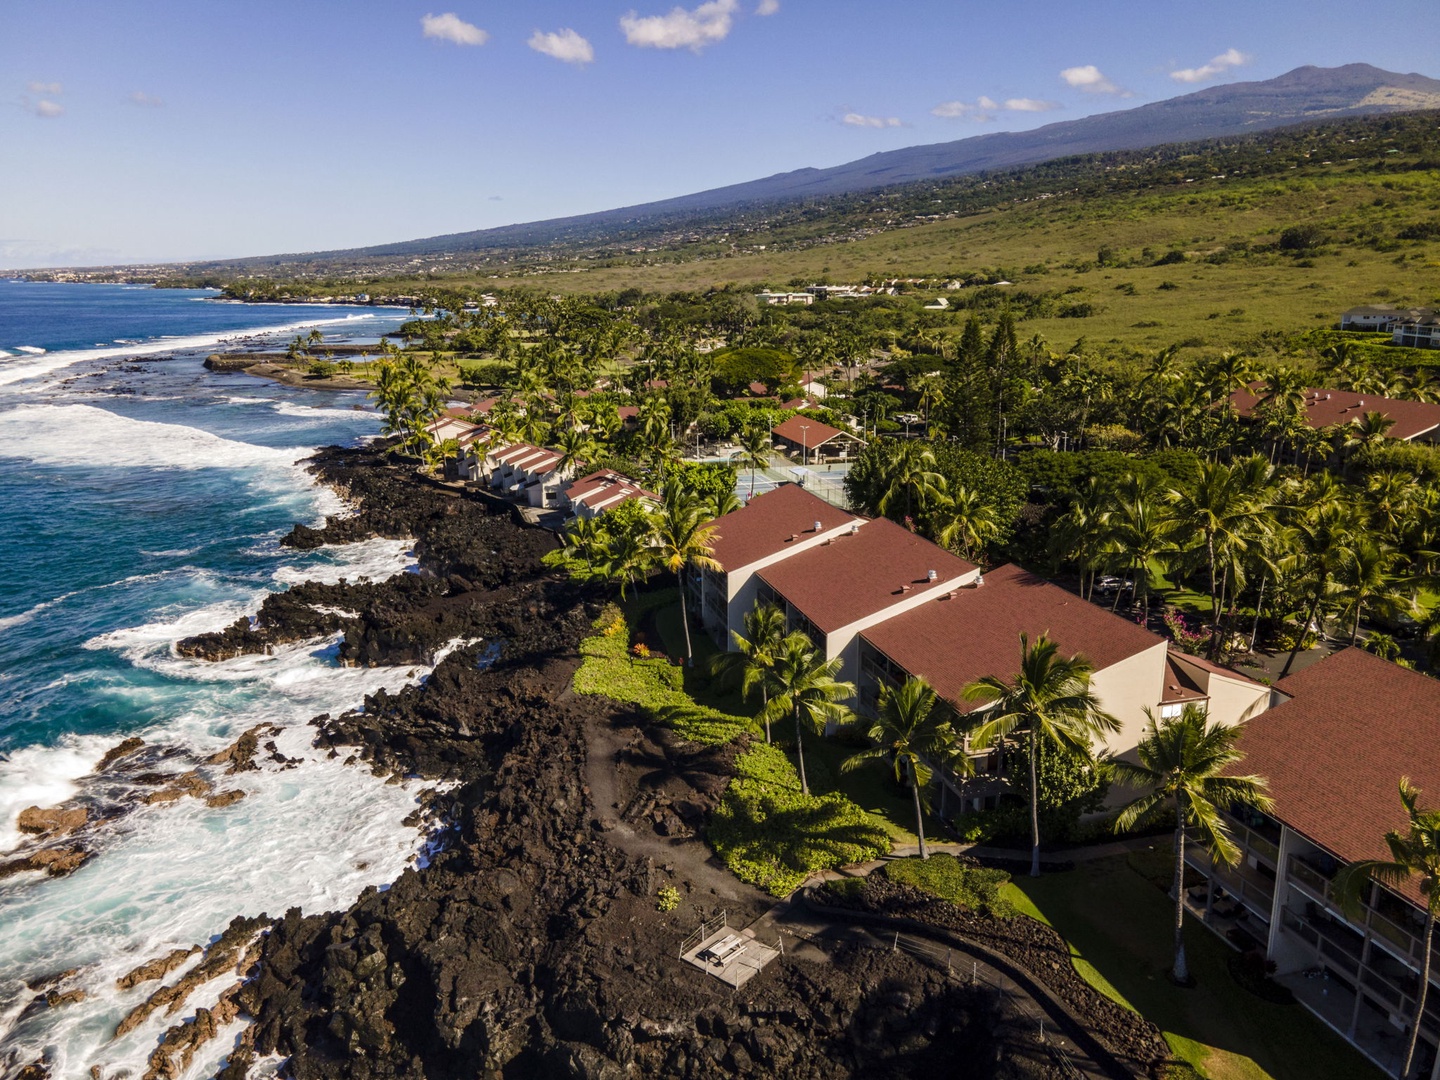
[0,282,437,1077]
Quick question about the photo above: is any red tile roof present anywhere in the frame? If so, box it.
[1230,385,1440,442]
[860,563,1164,712]
[1168,648,1266,688]
[705,484,860,572]
[563,469,657,510]
[757,517,975,634]
[771,414,857,449]
[1233,648,1440,900]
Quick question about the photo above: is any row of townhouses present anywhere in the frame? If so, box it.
[1341,305,1440,349]
[693,482,1440,1078]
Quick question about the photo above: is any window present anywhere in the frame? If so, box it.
[1160,703,1184,719]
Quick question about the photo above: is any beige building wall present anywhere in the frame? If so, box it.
[1204,672,1272,728]
[1088,641,1169,757]
[722,521,861,640]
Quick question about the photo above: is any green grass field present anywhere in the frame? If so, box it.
[1004,855,1382,1080]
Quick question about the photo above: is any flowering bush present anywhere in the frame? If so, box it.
[1162,610,1211,654]
[632,642,651,658]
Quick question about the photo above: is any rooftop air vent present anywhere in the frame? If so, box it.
[927,569,938,582]
[813,520,823,532]
[849,523,860,535]
[976,573,985,587]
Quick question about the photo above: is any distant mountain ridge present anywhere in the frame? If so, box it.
[135,63,1440,274]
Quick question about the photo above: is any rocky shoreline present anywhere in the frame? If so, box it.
[19,446,1096,1079]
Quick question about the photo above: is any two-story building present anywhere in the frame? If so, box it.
[1183,648,1440,1079]
[481,443,571,508]
[560,469,658,519]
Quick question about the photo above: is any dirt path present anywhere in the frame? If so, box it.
[580,699,770,913]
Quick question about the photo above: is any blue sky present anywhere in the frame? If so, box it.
[2,0,1435,268]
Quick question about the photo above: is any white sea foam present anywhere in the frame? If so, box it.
[272,400,370,419]
[0,313,373,390]
[224,395,273,406]
[0,618,453,1078]
[271,537,416,586]
[0,350,14,358]
[0,404,308,472]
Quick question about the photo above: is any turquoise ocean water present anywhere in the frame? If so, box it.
[0,281,439,1076]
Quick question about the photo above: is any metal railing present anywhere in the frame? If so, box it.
[679,910,729,958]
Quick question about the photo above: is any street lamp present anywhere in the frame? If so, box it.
[799,423,810,466]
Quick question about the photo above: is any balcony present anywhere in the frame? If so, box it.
[1188,847,1275,918]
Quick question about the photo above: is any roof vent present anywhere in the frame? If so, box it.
[849,523,860,535]
[927,569,938,582]
[813,520,823,532]
[1325,393,1332,400]
[976,573,985,587]
[1357,400,1365,407]
[789,533,798,542]
[899,584,912,593]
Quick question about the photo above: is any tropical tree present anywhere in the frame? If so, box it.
[1105,473,1180,619]
[1167,457,1275,653]
[710,602,787,742]
[842,677,963,859]
[650,488,721,664]
[876,441,945,520]
[762,633,854,796]
[736,423,772,497]
[1333,779,1440,1080]
[1051,476,1112,600]
[929,483,1001,563]
[1113,707,1273,984]
[1336,534,1400,645]
[1279,491,1359,675]
[964,634,1119,876]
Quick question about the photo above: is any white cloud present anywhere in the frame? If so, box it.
[27,81,62,95]
[1004,97,1059,112]
[933,94,1056,121]
[1060,65,1128,96]
[421,12,489,47]
[620,0,738,51]
[528,28,594,64]
[842,113,903,129]
[1170,48,1249,84]
[27,99,64,118]
[756,0,780,13]
[129,91,164,107]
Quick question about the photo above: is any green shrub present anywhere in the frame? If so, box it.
[883,853,1016,917]
[573,603,753,745]
[709,742,890,896]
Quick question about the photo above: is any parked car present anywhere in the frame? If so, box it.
[1095,576,1134,594]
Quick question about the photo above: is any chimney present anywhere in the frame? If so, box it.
[927,569,938,582]
[813,520,823,532]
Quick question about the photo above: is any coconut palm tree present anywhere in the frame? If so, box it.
[1337,534,1401,645]
[843,677,963,859]
[1167,457,1275,654]
[762,633,854,796]
[1105,473,1180,620]
[929,483,1000,563]
[736,423,772,497]
[1113,706,1273,985]
[598,524,652,600]
[964,633,1120,877]
[561,514,607,572]
[710,602,787,742]
[1334,779,1440,1080]
[1279,495,1359,676]
[876,441,945,521]
[1052,477,1112,600]
[650,488,721,665]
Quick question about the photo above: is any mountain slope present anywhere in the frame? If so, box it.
[334,64,1439,262]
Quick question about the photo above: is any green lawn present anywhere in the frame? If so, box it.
[804,737,924,845]
[1003,855,1381,1080]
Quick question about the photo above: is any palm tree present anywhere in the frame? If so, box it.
[843,678,963,859]
[1280,495,1358,676]
[1337,535,1401,645]
[1106,473,1180,620]
[710,602,787,742]
[1113,707,1273,984]
[1334,779,1440,1080]
[876,441,945,521]
[929,483,1000,563]
[598,526,652,599]
[650,488,721,665]
[1167,457,1275,654]
[762,633,854,796]
[736,423,772,497]
[561,514,606,571]
[1052,477,1111,600]
[964,633,1119,876]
